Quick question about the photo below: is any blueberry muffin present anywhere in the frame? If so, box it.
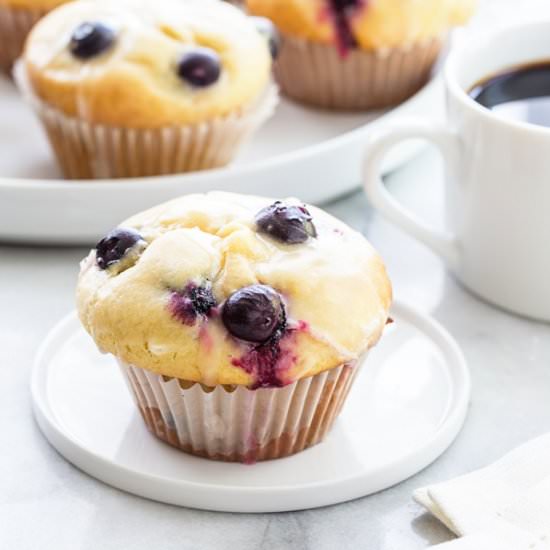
[77,192,392,462]
[0,0,70,72]
[247,0,476,110]
[17,0,277,179]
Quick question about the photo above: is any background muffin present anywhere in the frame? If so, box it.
[247,0,476,110]
[18,0,277,179]
[77,192,392,462]
[0,0,69,72]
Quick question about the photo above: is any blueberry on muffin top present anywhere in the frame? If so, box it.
[23,0,273,128]
[77,192,392,388]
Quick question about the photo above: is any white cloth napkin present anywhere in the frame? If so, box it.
[414,433,550,549]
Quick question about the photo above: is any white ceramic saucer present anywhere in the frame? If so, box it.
[31,301,470,513]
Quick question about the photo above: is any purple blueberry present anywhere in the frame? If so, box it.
[222,285,285,343]
[249,16,280,59]
[70,22,116,59]
[177,48,221,87]
[255,202,317,244]
[170,283,217,326]
[95,228,143,270]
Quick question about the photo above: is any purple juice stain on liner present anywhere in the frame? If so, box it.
[169,283,217,326]
[243,434,260,465]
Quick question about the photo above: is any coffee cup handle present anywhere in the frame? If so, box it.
[363,121,461,270]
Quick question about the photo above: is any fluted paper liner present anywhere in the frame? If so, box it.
[118,359,364,463]
[275,34,443,110]
[0,5,45,73]
[14,63,278,179]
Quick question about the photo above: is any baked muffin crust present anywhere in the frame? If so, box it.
[77,193,392,387]
[247,0,475,50]
[0,0,69,9]
[23,0,272,127]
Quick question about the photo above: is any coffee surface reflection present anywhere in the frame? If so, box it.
[470,61,550,127]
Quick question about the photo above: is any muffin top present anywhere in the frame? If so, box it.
[22,0,272,127]
[1,0,69,10]
[246,0,475,52]
[77,193,392,388]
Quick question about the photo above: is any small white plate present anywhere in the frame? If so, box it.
[0,76,443,245]
[31,301,469,513]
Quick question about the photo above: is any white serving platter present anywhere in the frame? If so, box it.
[0,73,443,245]
[31,301,470,513]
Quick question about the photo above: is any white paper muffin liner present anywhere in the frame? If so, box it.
[14,62,278,179]
[275,34,443,110]
[118,358,365,463]
[0,4,45,73]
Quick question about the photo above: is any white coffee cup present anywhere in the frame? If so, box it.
[363,21,550,322]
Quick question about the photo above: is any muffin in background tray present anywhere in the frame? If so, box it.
[77,192,392,462]
[0,0,70,72]
[17,0,277,179]
[247,0,476,110]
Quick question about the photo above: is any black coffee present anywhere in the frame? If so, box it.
[469,61,550,127]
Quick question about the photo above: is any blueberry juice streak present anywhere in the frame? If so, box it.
[231,324,306,390]
[222,284,295,388]
[325,0,365,57]
[232,340,285,389]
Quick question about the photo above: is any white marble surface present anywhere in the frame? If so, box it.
[1,148,550,549]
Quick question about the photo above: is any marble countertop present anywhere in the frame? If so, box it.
[2,148,549,550]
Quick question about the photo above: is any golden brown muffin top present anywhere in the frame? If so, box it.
[77,193,392,388]
[23,0,272,127]
[1,0,69,10]
[247,0,476,51]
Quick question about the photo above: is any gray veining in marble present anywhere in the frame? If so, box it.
[2,148,549,550]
